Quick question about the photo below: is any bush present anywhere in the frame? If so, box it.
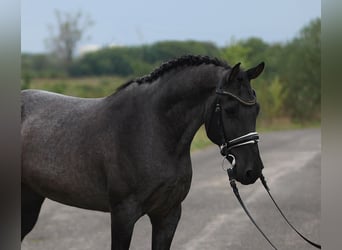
[255,77,287,122]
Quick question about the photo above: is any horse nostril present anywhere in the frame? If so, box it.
[245,169,253,179]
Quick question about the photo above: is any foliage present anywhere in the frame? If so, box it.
[255,77,287,122]
[69,40,221,77]
[220,38,252,68]
[279,18,321,121]
[70,48,135,76]
[143,40,221,64]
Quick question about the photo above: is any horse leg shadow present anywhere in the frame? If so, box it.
[149,205,181,250]
[21,183,45,241]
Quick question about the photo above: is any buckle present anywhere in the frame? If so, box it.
[220,143,227,156]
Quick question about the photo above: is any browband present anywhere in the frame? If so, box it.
[216,89,257,106]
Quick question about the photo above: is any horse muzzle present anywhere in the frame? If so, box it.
[227,154,262,185]
[228,166,260,185]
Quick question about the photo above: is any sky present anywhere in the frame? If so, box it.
[21,0,321,54]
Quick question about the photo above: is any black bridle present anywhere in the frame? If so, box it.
[205,88,259,158]
[207,86,321,249]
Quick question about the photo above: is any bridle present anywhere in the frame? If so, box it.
[206,87,260,159]
[206,84,321,249]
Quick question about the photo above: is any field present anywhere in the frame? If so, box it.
[24,76,127,98]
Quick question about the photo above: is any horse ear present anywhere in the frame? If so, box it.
[247,62,265,80]
[227,62,241,82]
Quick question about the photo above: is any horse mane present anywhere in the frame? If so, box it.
[115,55,230,93]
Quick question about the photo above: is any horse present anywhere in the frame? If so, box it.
[21,55,265,250]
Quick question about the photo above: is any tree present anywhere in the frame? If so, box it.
[45,10,94,73]
[220,38,252,68]
[280,18,321,121]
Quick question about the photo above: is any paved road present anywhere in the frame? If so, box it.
[22,129,321,250]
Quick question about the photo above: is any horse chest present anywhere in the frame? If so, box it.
[144,166,192,214]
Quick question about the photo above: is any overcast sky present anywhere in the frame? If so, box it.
[21,0,321,54]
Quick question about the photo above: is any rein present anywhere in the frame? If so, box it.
[259,175,322,249]
[208,87,321,249]
[226,168,321,249]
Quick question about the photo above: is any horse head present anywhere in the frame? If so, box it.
[205,62,265,185]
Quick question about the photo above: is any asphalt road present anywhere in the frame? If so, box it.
[22,128,321,250]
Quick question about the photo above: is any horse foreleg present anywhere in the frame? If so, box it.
[110,198,142,250]
[149,205,181,250]
[21,183,45,241]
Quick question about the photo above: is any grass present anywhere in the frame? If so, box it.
[191,126,214,152]
[24,77,320,152]
[24,76,129,98]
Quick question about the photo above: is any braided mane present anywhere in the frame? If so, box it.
[116,55,230,92]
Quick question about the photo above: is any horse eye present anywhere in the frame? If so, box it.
[223,101,239,115]
[224,107,235,114]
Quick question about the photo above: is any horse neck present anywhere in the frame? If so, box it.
[150,64,223,155]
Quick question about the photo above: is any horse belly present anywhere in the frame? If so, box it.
[22,156,110,212]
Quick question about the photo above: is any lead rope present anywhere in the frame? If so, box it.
[259,174,321,249]
[227,168,278,250]
[226,166,321,249]
[211,88,320,248]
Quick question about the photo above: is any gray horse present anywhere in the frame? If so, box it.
[21,55,265,250]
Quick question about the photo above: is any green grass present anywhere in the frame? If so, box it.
[24,76,129,97]
[191,126,214,152]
